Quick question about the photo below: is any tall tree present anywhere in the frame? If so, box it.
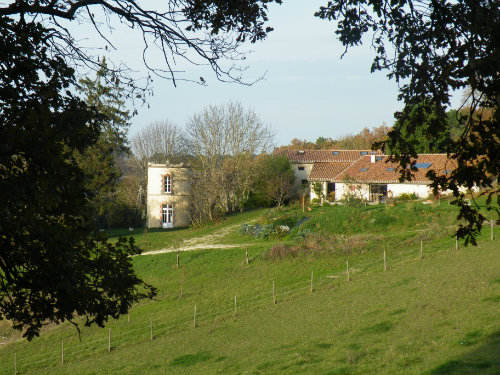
[76,59,131,228]
[0,19,155,340]
[0,0,277,336]
[316,0,500,243]
[386,102,451,154]
[186,101,274,221]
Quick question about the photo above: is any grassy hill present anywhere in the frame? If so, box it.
[1,200,499,374]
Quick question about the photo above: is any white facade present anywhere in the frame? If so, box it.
[293,163,313,193]
[387,183,431,199]
[335,183,370,201]
[146,164,191,228]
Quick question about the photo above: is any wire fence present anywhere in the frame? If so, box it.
[1,224,496,374]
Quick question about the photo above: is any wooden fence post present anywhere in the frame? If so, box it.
[310,271,314,293]
[346,261,350,283]
[193,305,197,328]
[383,249,387,271]
[108,328,111,352]
[176,253,179,268]
[246,251,249,264]
[150,316,153,341]
[61,339,64,365]
[234,295,237,317]
[272,282,276,305]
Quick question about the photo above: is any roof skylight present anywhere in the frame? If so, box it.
[414,162,432,169]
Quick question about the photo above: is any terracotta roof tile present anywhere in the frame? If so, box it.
[309,162,353,180]
[274,149,382,163]
[334,154,457,184]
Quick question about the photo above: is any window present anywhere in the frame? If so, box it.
[360,151,368,155]
[301,179,308,187]
[359,168,369,172]
[386,167,395,171]
[332,151,340,155]
[162,204,173,224]
[444,169,451,174]
[376,156,383,161]
[163,175,172,193]
[414,162,432,169]
[298,166,305,171]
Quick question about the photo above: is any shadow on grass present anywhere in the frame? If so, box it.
[427,330,500,375]
[169,351,212,367]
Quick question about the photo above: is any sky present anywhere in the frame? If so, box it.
[73,0,460,147]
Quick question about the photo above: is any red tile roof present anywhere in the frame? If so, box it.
[274,149,382,163]
[334,154,457,184]
[309,162,353,180]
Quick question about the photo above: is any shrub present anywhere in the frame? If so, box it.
[327,191,335,202]
[398,192,418,201]
[254,224,275,239]
[238,223,255,235]
[264,244,301,259]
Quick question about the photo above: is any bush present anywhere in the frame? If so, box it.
[254,224,275,239]
[327,191,335,202]
[398,193,418,201]
[238,223,256,235]
[264,244,301,259]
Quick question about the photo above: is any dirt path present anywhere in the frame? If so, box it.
[140,223,254,256]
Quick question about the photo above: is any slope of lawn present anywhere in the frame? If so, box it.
[1,199,499,375]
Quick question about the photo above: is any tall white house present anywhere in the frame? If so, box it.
[146,163,191,228]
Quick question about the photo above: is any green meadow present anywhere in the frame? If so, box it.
[1,200,499,374]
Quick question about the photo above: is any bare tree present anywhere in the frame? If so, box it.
[131,120,186,164]
[186,101,274,221]
[187,101,273,160]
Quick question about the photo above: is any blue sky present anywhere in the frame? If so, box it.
[77,0,460,147]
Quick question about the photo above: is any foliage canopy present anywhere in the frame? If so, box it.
[316,0,500,243]
[0,19,156,339]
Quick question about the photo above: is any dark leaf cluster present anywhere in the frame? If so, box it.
[0,17,155,340]
[317,0,500,243]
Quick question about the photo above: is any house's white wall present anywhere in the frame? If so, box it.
[387,183,431,198]
[146,164,191,228]
[335,183,370,201]
[293,163,313,193]
[309,181,328,202]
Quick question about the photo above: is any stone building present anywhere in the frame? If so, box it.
[146,163,191,228]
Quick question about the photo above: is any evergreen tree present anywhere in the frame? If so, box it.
[76,59,131,228]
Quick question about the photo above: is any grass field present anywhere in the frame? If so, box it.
[1,200,499,374]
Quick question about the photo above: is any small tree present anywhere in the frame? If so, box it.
[311,182,325,204]
[256,154,295,209]
[341,176,364,204]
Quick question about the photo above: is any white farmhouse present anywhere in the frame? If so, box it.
[275,149,458,202]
